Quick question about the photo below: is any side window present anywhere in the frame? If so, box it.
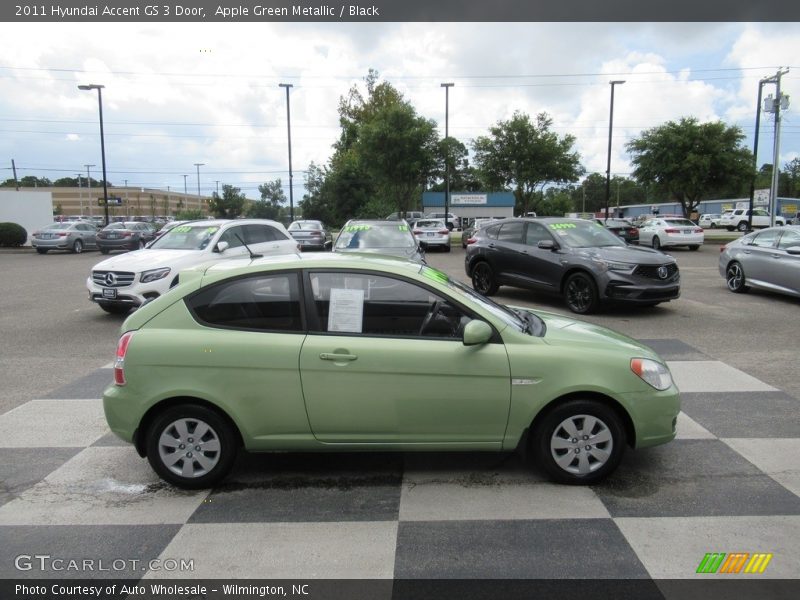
[218,226,245,249]
[187,273,302,332]
[484,224,501,240]
[777,230,800,250]
[309,272,467,339]
[525,222,551,246]
[750,230,780,248]
[244,224,272,244]
[497,222,524,243]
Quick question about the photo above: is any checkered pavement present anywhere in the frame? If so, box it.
[1,339,799,584]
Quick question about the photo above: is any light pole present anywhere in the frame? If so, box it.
[605,80,625,221]
[84,164,95,218]
[279,83,294,222]
[441,83,454,229]
[78,84,109,225]
[194,163,204,210]
[76,173,83,216]
[182,174,188,194]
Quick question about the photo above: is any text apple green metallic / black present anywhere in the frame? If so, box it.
[103,253,680,489]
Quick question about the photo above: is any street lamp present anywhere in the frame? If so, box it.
[441,83,454,229]
[78,84,109,225]
[194,163,204,210]
[604,80,625,221]
[279,83,294,222]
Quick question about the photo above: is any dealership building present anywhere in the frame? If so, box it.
[422,192,516,222]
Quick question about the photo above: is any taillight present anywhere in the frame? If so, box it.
[413,230,422,235]
[438,229,449,235]
[123,232,132,237]
[630,228,639,234]
[720,245,726,253]
[664,228,680,234]
[310,231,323,237]
[58,232,69,237]
[467,237,477,245]
[693,228,703,233]
[114,331,134,386]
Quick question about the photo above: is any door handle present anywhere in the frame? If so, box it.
[319,353,358,362]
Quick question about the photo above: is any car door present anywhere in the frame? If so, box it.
[508,221,564,291]
[80,222,98,247]
[740,229,782,282]
[243,223,295,256]
[488,221,526,283]
[771,229,800,293]
[298,270,511,445]
[638,220,656,245]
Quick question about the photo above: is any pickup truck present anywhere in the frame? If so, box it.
[718,208,785,231]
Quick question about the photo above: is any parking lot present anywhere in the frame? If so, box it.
[1,242,799,588]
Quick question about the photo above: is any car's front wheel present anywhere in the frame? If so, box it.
[471,261,498,296]
[688,245,700,251]
[72,239,83,254]
[651,236,661,250]
[564,272,598,314]
[532,400,625,485]
[737,221,749,232]
[725,261,749,293]
[146,404,238,489]
[36,248,48,254]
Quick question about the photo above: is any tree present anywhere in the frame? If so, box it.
[208,184,246,219]
[54,177,79,186]
[627,117,753,217]
[246,179,286,220]
[472,111,584,216]
[428,138,485,192]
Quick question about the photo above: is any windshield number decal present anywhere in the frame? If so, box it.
[549,223,577,230]
[421,266,449,284]
[344,225,371,233]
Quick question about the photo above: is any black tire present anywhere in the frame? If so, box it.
[688,245,699,251]
[138,240,146,250]
[444,244,451,253]
[726,227,734,232]
[100,248,110,255]
[563,272,599,314]
[737,221,748,232]
[146,404,238,489]
[471,261,498,296]
[99,303,131,315]
[725,261,749,294]
[651,236,661,250]
[710,223,717,229]
[72,239,83,254]
[531,399,626,485]
[36,248,48,254]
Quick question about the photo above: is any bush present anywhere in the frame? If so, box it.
[0,222,27,247]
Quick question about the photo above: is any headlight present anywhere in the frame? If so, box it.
[140,267,171,283]
[592,258,635,272]
[630,358,673,391]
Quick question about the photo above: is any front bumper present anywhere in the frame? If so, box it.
[598,268,681,304]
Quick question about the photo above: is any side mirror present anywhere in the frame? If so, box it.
[215,241,229,253]
[537,240,558,251]
[462,319,493,346]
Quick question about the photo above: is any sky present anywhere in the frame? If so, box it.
[0,21,798,199]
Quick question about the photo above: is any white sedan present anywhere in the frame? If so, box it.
[638,218,704,251]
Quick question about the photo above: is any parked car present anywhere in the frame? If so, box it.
[287,220,332,251]
[698,214,722,229]
[150,220,188,243]
[333,220,425,263]
[638,218,704,251]
[464,217,680,314]
[96,221,157,254]
[103,252,680,489]
[461,218,500,249]
[86,219,298,315]
[596,218,639,244]
[424,212,460,231]
[31,221,98,254]
[386,211,424,222]
[719,225,800,299]
[718,208,785,232]
[411,218,451,252]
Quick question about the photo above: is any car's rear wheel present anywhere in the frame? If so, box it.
[532,400,625,485]
[651,236,661,250]
[36,248,48,254]
[100,248,110,255]
[737,221,749,232]
[99,303,131,315]
[688,245,699,251]
[72,239,83,254]
[444,243,451,253]
[726,261,749,293]
[564,272,598,314]
[146,404,237,489]
[710,223,717,229]
[471,261,498,296]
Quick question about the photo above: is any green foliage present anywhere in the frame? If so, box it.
[175,209,205,220]
[208,184,246,219]
[246,179,286,220]
[472,111,584,216]
[0,222,27,247]
[627,117,753,217]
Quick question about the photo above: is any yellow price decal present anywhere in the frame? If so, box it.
[549,223,577,230]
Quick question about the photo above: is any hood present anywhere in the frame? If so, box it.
[90,248,211,273]
[575,245,674,266]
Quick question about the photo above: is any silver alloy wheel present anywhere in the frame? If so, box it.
[726,262,744,291]
[158,418,221,478]
[550,414,613,475]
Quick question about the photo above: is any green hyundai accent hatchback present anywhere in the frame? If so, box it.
[103,253,680,489]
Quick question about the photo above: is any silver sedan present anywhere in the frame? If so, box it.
[719,225,800,298]
[31,221,98,254]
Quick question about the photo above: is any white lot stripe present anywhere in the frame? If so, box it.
[615,516,800,578]
[0,399,107,447]
[723,438,800,499]
[144,522,398,579]
[101,362,114,369]
[667,361,778,393]
[675,412,716,440]
[0,447,208,526]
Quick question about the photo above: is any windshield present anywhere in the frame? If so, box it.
[149,224,220,250]
[415,220,444,229]
[335,224,416,250]
[548,221,627,248]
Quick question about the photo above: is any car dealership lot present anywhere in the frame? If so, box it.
[1,244,799,585]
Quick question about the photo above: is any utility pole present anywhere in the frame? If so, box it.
[279,83,294,222]
[441,83,454,229]
[762,68,790,227]
[11,159,19,190]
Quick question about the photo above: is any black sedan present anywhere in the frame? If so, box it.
[596,218,639,244]
[96,221,156,254]
[464,217,680,314]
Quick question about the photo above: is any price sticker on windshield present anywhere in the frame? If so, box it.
[549,223,577,230]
